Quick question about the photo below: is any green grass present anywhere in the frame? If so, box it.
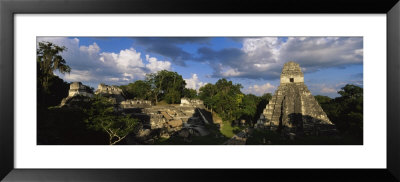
[219,120,246,138]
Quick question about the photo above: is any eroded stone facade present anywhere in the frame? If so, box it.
[60,82,93,106]
[95,83,125,103]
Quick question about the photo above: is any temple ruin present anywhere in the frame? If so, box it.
[257,61,336,136]
[60,82,94,106]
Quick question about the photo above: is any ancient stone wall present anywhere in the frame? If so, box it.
[120,99,152,109]
[180,98,204,108]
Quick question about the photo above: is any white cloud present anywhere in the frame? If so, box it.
[244,82,276,96]
[62,69,94,82]
[38,37,172,87]
[145,54,171,73]
[100,48,145,71]
[208,37,363,80]
[80,42,100,56]
[184,73,206,91]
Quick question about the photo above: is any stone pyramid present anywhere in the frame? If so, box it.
[257,61,335,135]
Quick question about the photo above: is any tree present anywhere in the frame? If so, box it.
[314,95,332,104]
[198,79,243,122]
[199,83,218,111]
[120,80,151,100]
[182,88,198,99]
[239,94,260,123]
[164,89,181,104]
[213,79,243,121]
[146,70,186,104]
[37,41,71,91]
[338,84,363,99]
[316,84,363,141]
[83,96,138,145]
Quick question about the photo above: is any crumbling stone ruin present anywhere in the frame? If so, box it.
[180,98,204,107]
[60,82,94,106]
[120,99,152,109]
[256,61,336,136]
[95,83,125,103]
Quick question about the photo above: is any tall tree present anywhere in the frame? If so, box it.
[146,70,186,104]
[239,94,260,123]
[37,41,71,91]
[199,78,243,121]
[120,80,151,100]
[182,88,198,99]
[199,83,218,112]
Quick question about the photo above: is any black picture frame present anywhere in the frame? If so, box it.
[1,0,399,181]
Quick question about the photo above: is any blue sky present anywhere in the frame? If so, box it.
[37,37,363,98]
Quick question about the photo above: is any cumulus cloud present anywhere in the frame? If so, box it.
[37,37,172,87]
[197,37,363,80]
[145,54,171,73]
[244,82,276,96]
[184,74,206,91]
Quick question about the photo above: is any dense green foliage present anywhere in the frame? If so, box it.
[315,84,363,141]
[120,80,151,100]
[83,96,138,145]
[120,70,190,104]
[182,88,198,99]
[199,79,243,121]
[145,70,186,104]
[198,78,272,128]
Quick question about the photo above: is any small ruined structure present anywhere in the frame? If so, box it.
[180,98,204,107]
[95,83,125,103]
[257,61,335,136]
[67,82,94,97]
[120,99,152,109]
[60,82,94,106]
